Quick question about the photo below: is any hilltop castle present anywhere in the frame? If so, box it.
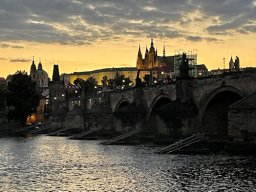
[136,39,174,72]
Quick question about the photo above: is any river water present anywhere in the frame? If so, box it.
[0,136,255,192]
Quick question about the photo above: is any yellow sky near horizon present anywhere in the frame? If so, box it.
[0,34,256,78]
[0,33,256,79]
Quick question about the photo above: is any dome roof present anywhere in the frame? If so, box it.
[37,69,48,77]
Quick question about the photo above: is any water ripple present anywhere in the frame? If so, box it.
[0,136,255,191]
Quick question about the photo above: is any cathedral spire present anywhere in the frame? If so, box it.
[138,44,142,57]
[150,38,155,52]
[151,38,154,47]
[30,56,36,71]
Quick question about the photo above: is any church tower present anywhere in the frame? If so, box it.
[148,38,156,68]
[38,60,43,70]
[52,64,60,82]
[30,57,37,81]
[136,45,144,69]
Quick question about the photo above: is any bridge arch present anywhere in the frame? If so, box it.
[199,85,243,137]
[146,93,172,121]
[114,98,130,112]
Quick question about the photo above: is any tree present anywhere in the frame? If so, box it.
[6,71,40,125]
[0,86,6,110]
[107,78,115,89]
[113,75,132,88]
[101,76,108,86]
[74,78,85,89]
[84,77,98,96]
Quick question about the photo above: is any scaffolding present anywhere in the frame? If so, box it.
[174,49,198,77]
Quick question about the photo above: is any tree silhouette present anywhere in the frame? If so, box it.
[0,85,6,110]
[6,71,40,125]
[84,77,98,96]
[101,76,108,86]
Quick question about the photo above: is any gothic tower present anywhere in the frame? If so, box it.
[147,38,156,68]
[136,45,144,69]
[30,57,37,81]
[52,64,60,82]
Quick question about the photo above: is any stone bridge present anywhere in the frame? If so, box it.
[89,70,256,142]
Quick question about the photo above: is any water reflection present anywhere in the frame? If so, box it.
[0,136,255,191]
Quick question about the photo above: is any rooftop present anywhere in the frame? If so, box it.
[67,67,138,75]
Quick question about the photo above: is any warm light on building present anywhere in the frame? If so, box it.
[26,113,37,125]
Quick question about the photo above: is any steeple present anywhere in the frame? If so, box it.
[145,45,148,58]
[136,44,144,69]
[38,59,42,70]
[30,57,36,72]
[163,45,166,57]
[150,38,155,52]
[30,57,37,81]
[151,38,154,47]
[137,44,142,57]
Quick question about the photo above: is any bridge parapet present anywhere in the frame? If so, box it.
[192,71,256,109]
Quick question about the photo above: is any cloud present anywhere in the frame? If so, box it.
[0,0,255,45]
[0,57,7,60]
[185,36,202,42]
[10,58,30,63]
[0,43,24,49]
[199,0,256,34]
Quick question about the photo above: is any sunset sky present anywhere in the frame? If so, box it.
[0,0,256,78]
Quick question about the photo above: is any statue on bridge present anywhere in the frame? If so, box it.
[234,56,240,70]
[135,69,142,87]
[179,53,191,78]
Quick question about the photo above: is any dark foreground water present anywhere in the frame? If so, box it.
[0,136,255,192]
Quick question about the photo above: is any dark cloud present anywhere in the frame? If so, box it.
[0,43,24,49]
[10,58,30,63]
[185,36,202,42]
[199,0,256,34]
[0,0,255,45]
